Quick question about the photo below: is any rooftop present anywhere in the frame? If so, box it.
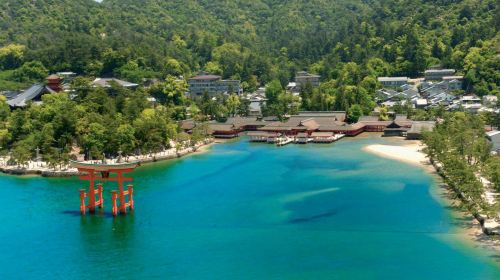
[296,71,320,78]
[188,74,221,81]
[486,131,500,138]
[377,77,408,82]
[425,69,456,74]
[208,123,237,132]
[92,78,138,88]
[297,111,346,122]
[442,76,464,80]
[47,74,61,80]
[7,84,53,107]
[486,131,500,152]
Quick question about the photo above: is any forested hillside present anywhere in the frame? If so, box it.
[0,0,498,164]
[0,0,498,93]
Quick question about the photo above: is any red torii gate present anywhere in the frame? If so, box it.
[70,160,140,216]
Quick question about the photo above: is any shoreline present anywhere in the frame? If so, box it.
[363,139,500,254]
[0,139,215,178]
[362,140,435,172]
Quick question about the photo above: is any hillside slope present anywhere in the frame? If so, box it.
[0,0,497,92]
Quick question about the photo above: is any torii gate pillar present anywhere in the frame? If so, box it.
[70,161,139,216]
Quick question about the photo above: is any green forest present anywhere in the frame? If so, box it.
[423,112,500,219]
[1,0,498,91]
[0,0,498,163]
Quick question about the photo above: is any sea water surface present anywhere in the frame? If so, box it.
[0,136,499,279]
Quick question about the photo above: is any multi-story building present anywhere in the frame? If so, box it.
[295,71,320,89]
[377,77,409,88]
[188,73,242,96]
[442,76,464,90]
[424,69,456,81]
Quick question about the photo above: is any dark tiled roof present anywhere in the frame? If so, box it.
[180,120,195,130]
[297,111,346,122]
[262,116,280,121]
[7,84,48,107]
[318,122,365,131]
[299,119,320,130]
[1,91,19,100]
[188,75,221,81]
[358,116,379,122]
[225,117,265,128]
[384,127,409,131]
[394,115,413,127]
[208,124,237,132]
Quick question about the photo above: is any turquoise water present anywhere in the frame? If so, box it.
[0,136,499,279]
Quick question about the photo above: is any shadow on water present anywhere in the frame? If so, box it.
[61,210,85,217]
[61,209,115,218]
[163,150,256,190]
[288,209,339,224]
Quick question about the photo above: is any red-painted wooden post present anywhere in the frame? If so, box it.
[72,162,138,216]
[111,191,118,216]
[88,170,96,213]
[79,189,86,215]
[118,172,127,214]
[128,185,134,210]
[97,183,103,209]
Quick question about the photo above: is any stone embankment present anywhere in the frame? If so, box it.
[0,139,214,177]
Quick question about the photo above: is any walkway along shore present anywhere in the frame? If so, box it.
[430,157,500,236]
[0,139,214,177]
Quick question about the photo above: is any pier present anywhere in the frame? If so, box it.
[276,136,294,146]
[248,131,344,146]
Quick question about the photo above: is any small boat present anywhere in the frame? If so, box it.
[276,136,293,146]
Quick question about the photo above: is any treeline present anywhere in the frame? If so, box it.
[262,62,378,122]
[0,79,227,167]
[423,113,500,216]
[0,0,498,166]
[0,0,498,95]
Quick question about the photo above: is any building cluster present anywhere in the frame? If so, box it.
[240,71,321,115]
[0,72,141,108]
[1,68,497,154]
[180,111,436,146]
[187,72,242,97]
[285,71,321,95]
[376,68,498,114]
[1,72,76,108]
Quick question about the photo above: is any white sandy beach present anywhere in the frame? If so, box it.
[362,141,434,172]
[363,140,500,253]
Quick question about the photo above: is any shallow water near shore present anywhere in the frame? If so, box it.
[0,135,499,279]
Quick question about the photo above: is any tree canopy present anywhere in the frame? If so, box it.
[0,0,497,93]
